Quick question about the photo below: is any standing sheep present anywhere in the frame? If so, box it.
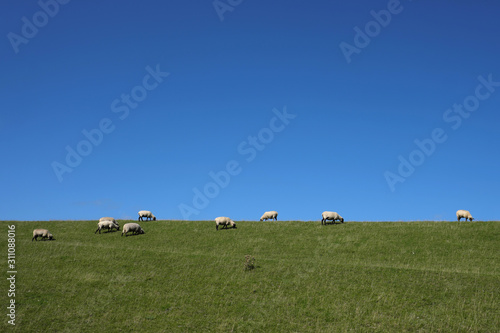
[99,217,119,225]
[138,210,156,221]
[321,211,344,225]
[32,229,54,241]
[95,220,120,234]
[456,210,474,222]
[122,223,145,236]
[260,211,278,221]
[215,217,237,231]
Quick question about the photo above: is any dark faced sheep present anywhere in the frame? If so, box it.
[215,217,237,231]
[32,229,54,241]
[260,211,278,221]
[122,223,145,236]
[321,211,344,225]
[456,210,474,221]
[138,210,156,221]
[95,220,120,234]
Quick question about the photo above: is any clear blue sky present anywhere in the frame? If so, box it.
[1,0,499,221]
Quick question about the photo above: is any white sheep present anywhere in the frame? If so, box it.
[95,220,120,234]
[99,217,119,228]
[215,217,237,231]
[260,211,278,221]
[456,210,474,222]
[138,210,156,221]
[321,211,344,225]
[32,229,54,241]
[122,223,145,236]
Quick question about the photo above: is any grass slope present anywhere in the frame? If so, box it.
[1,221,499,332]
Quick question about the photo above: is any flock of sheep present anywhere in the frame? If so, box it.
[31,209,475,241]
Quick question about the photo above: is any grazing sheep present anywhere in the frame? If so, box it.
[321,211,344,225]
[456,210,474,222]
[122,223,145,236]
[32,229,54,241]
[260,211,278,221]
[95,220,120,234]
[215,217,237,231]
[138,210,156,221]
[99,217,119,228]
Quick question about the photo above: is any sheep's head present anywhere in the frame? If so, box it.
[47,233,54,240]
[469,217,474,221]
[260,218,264,221]
[340,217,344,223]
[140,229,145,234]
[153,216,156,221]
[233,223,237,229]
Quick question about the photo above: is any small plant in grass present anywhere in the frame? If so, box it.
[244,255,256,271]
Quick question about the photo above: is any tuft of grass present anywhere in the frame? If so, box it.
[243,255,256,271]
[1,220,499,332]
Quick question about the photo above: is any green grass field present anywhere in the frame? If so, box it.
[2,220,499,332]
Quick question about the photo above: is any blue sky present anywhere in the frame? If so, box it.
[1,0,499,221]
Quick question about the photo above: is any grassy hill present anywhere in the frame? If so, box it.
[1,220,499,332]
